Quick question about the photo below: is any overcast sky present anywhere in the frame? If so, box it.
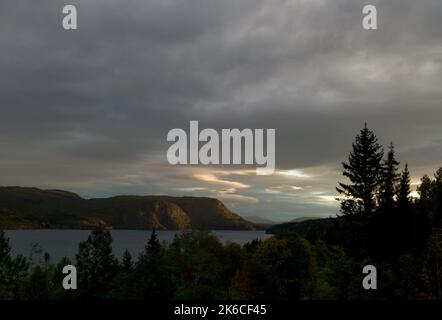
[1,0,442,221]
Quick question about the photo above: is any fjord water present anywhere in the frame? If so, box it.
[5,230,270,262]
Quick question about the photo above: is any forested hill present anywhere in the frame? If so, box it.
[266,218,334,238]
[0,187,256,230]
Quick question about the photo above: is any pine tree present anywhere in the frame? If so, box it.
[122,249,133,272]
[432,168,442,227]
[0,231,29,298]
[146,228,161,254]
[337,123,384,216]
[0,231,12,296]
[415,174,433,250]
[417,174,433,204]
[379,143,400,211]
[435,167,442,185]
[397,163,412,211]
[418,229,442,299]
[0,230,11,267]
[336,124,384,258]
[393,163,414,253]
[76,229,118,298]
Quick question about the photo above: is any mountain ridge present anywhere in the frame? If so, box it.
[0,186,256,230]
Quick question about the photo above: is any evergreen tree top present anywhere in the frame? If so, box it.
[337,124,384,216]
[146,228,161,254]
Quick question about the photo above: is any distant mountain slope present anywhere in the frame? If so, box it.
[243,216,278,226]
[266,218,334,236]
[0,187,256,230]
[290,217,323,223]
[244,216,324,228]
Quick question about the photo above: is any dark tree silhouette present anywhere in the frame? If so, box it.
[122,249,133,272]
[397,164,412,211]
[432,168,442,227]
[0,230,11,269]
[0,231,28,298]
[0,231,12,298]
[379,143,400,211]
[393,163,413,253]
[337,123,384,217]
[418,174,433,203]
[146,228,161,254]
[76,229,118,298]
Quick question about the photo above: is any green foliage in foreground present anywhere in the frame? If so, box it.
[0,226,441,300]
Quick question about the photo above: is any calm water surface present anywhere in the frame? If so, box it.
[4,230,270,263]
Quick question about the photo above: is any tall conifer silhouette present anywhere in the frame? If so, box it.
[337,124,384,216]
[379,143,400,211]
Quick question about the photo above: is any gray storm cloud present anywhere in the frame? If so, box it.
[1,0,441,220]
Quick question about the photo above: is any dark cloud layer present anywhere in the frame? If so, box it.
[1,0,442,220]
